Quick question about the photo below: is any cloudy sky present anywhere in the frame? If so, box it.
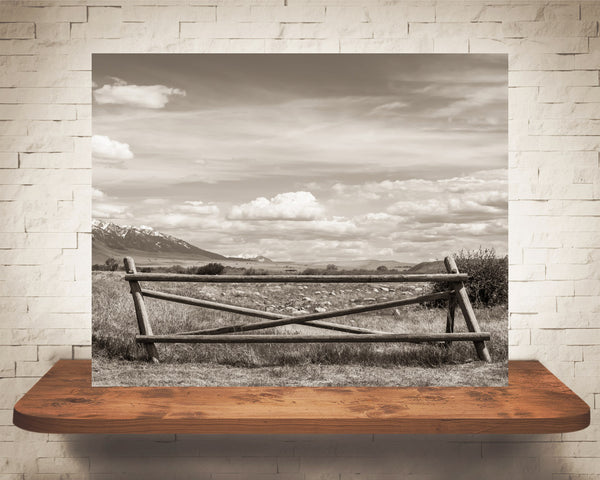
[92,54,507,263]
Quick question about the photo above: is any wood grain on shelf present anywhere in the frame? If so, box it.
[13,360,590,434]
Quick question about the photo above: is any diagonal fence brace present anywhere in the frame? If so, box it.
[177,290,453,336]
[141,288,388,335]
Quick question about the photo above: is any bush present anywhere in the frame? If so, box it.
[92,258,120,271]
[105,257,119,271]
[194,263,225,275]
[301,268,322,275]
[167,264,186,274]
[431,248,507,307]
[243,268,268,275]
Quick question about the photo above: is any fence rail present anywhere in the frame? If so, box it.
[137,332,491,344]
[122,256,492,364]
[124,273,469,283]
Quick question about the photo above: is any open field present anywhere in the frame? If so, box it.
[92,271,508,387]
[94,254,411,275]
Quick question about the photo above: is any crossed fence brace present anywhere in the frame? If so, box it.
[123,256,491,364]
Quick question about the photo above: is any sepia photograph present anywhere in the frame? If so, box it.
[91,54,508,387]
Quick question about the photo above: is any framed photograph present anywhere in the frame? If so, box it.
[91,54,508,387]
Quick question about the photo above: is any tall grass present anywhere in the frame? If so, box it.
[92,271,507,368]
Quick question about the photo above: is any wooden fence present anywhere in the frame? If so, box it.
[123,256,491,364]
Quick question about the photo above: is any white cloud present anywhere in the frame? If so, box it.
[228,191,324,221]
[177,201,220,216]
[92,202,130,219]
[92,135,133,162]
[92,188,105,199]
[387,190,507,221]
[142,198,168,205]
[134,201,221,231]
[94,79,186,109]
[369,101,408,116]
[427,83,506,124]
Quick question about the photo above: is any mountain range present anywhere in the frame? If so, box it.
[92,220,226,266]
[92,220,419,271]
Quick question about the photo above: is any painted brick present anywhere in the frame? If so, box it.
[0,153,18,168]
[582,3,600,21]
[324,6,369,23]
[122,5,216,23]
[542,3,580,21]
[265,38,332,53]
[529,119,600,136]
[436,4,540,22]
[510,52,575,71]
[15,360,56,377]
[250,6,325,23]
[573,38,600,69]
[73,346,92,359]
[559,345,583,362]
[339,37,433,53]
[433,36,468,53]
[507,37,590,54]
[503,21,599,38]
[410,22,503,39]
[0,6,87,22]
[469,38,508,53]
[12,87,91,104]
[509,328,530,346]
[567,329,600,345]
[0,23,35,40]
[35,22,70,42]
[5,328,90,346]
[180,22,283,39]
[0,70,92,88]
[509,264,545,281]
[540,86,600,103]
[558,296,600,314]
[509,71,599,88]
[280,22,374,39]
[36,457,90,474]
[372,23,409,39]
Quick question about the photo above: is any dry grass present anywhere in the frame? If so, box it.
[92,271,508,386]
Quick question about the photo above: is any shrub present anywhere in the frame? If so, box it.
[301,268,322,275]
[92,259,121,271]
[105,257,119,271]
[376,265,388,272]
[244,268,268,275]
[195,263,225,275]
[431,248,508,307]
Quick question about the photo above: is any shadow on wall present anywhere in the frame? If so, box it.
[62,433,552,479]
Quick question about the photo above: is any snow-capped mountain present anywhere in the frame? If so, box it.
[92,220,225,264]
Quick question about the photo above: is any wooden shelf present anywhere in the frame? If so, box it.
[13,360,589,434]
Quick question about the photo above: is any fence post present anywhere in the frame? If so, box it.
[445,293,456,348]
[123,257,160,363]
[444,256,492,362]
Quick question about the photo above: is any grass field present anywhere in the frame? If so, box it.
[92,271,508,387]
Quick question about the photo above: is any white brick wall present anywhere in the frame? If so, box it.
[0,0,599,478]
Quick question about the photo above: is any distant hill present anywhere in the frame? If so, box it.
[307,259,413,271]
[406,260,446,274]
[92,220,226,266]
[227,255,274,263]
